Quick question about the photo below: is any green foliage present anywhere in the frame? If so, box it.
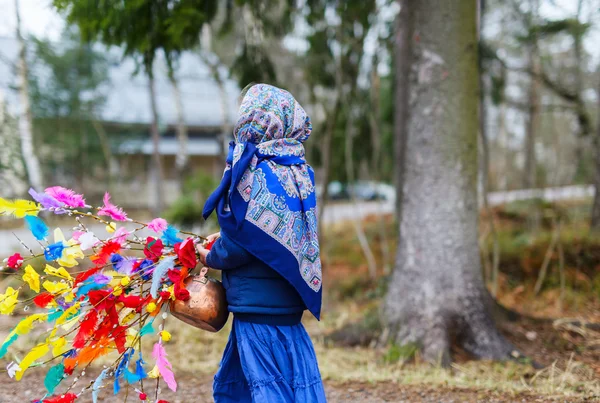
[165,171,218,228]
[28,29,110,184]
[230,42,277,88]
[53,0,218,75]
[529,18,591,39]
[383,342,419,364]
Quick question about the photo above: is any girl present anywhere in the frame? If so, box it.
[196,84,326,403]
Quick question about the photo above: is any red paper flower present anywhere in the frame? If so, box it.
[6,253,23,270]
[144,237,164,262]
[174,238,197,269]
[91,241,121,265]
[33,292,55,308]
[43,392,78,402]
[205,238,216,250]
[139,392,147,400]
[175,288,190,301]
[159,291,172,301]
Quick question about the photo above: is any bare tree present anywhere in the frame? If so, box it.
[590,75,600,230]
[14,0,43,190]
[168,71,189,193]
[383,0,519,365]
[148,70,165,214]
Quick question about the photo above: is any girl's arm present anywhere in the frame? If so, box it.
[197,233,253,270]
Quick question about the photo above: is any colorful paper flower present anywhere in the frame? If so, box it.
[6,253,23,270]
[98,193,129,222]
[161,226,182,247]
[22,265,40,293]
[147,218,168,233]
[0,287,19,315]
[77,231,100,251]
[24,215,49,240]
[174,238,197,269]
[144,237,164,262]
[45,186,87,208]
[28,188,64,211]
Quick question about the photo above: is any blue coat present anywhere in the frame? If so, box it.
[206,233,306,326]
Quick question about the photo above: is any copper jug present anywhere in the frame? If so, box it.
[169,269,229,332]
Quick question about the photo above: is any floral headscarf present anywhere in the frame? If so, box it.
[203,84,322,319]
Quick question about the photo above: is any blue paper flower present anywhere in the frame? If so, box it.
[161,225,182,247]
[24,215,49,241]
[44,242,65,261]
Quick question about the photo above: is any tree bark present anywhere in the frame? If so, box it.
[393,0,413,221]
[15,0,43,190]
[383,0,518,365]
[590,76,600,230]
[148,72,165,214]
[370,55,392,274]
[168,72,189,193]
[523,0,540,189]
[316,94,340,237]
[345,104,378,280]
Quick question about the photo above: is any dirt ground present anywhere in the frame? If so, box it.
[0,373,595,403]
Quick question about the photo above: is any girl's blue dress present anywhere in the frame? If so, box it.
[207,234,327,403]
[213,319,326,402]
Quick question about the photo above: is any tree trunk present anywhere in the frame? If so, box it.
[15,0,43,190]
[369,55,392,274]
[316,95,341,237]
[345,104,378,280]
[168,72,189,193]
[523,0,540,190]
[393,0,413,221]
[590,76,600,230]
[383,0,518,365]
[148,72,165,214]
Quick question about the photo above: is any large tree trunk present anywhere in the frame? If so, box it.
[168,72,189,193]
[15,0,43,190]
[393,0,413,220]
[523,0,540,189]
[148,72,165,214]
[590,76,600,230]
[383,0,518,365]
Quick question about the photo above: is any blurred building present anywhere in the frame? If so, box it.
[0,37,239,206]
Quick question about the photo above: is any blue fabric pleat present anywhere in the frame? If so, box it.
[213,319,327,403]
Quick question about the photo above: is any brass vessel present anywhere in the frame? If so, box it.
[169,273,229,332]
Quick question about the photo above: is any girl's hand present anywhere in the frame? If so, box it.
[196,243,210,266]
[206,232,220,243]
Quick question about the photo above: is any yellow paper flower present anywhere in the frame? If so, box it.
[106,222,117,233]
[146,302,157,313]
[43,264,73,281]
[42,280,70,295]
[160,330,171,342]
[0,287,19,315]
[22,265,40,293]
[51,337,69,357]
[120,276,131,287]
[148,365,160,379]
[52,228,84,268]
[13,313,47,336]
[15,343,49,380]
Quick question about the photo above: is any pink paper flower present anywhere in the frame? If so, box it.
[98,192,129,222]
[45,186,88,208]
[111,226,131,245]
[147,218,168,233]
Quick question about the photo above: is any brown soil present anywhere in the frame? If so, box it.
[0,373,595,403]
